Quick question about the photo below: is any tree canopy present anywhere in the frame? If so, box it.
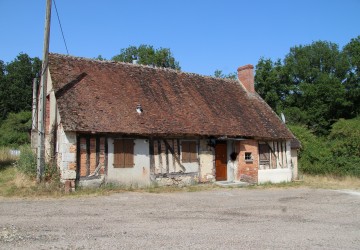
[112,45,181,70]
[255,37,360,135]
[0,53,41,122]
[213,69,237,80]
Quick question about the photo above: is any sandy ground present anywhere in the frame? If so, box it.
[0,187,359,249]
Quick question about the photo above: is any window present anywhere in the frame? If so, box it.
[113,139,134,168]
[181,141,197,163]
[245,152,253,161]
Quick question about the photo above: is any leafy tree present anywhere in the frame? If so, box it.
[94,55,106,61]
[112,45,181,70]
[255,39,359,135]
[214,69,237,80]
[283,41,350,135]
[0,53,41,122]
[254,58,289,111]
[0,111,32,147]
[343,36,360,117]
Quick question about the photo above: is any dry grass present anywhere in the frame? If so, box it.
[301,174,360,190]
[1,151,359,197]
[0,147,18,169]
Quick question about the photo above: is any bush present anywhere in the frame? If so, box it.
[328,117,360,177]
[16,145,60,181]
[16,145,36,178]
[289,125,332,175]
[289,117,360,177]
[0,111,32,147]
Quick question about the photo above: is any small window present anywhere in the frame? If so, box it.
[113,139,134,168]
[181,141,197,163]
[245,152,253,161]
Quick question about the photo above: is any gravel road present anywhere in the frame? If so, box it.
[0,187,359,249]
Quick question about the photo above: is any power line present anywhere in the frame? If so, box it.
[53,0,69,55]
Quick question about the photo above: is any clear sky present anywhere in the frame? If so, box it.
[1,0,359,76]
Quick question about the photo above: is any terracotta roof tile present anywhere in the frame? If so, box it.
[49,53,294,139]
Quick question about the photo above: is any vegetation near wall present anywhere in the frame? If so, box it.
[289,117,360,177]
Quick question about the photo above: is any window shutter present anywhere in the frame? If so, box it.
[114,139,134,168]
[113,139,124,168]
[182,141,189,163]
[124,139,134,168]
[181,141,197,163]
[189,141,197,162]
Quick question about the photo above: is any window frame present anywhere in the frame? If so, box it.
[244,152,253,162]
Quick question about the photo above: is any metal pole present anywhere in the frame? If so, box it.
[37,0,52,183]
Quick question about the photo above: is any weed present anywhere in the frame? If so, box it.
[0,147,19,170]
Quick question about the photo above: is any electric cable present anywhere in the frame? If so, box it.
[53,0,69,55]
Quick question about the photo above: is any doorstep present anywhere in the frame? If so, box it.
[215,181,249,187]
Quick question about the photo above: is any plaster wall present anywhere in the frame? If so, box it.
[199,139,214,182]
[107,138,151,187]
[291,149,299,180]
[258,168,292,184]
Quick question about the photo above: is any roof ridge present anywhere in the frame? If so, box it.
[49,53,238,84]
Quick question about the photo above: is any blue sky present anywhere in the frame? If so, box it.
[1,0,359,76]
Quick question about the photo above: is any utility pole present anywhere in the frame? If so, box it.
[37,0,52,183]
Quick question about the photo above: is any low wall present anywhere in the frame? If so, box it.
[258,168,292,184]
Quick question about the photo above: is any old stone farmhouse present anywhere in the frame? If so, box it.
[39,53,299,189]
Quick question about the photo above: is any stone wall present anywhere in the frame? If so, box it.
[56,123,77,191]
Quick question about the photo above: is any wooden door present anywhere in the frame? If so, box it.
[215,143,227,181]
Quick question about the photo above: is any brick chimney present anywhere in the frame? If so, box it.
[237,64,255,93]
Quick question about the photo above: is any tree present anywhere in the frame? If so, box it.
[282,41,350,134]
[254,58,289,111]
[213,70,237,80]
[112,45,181,70]
[0,111,32,147]
[343,36,360,117]
[0,53,41,122]
[255,39,358,135]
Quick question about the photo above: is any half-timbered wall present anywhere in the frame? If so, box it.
[77,135,107,178]
[258,140,292,184]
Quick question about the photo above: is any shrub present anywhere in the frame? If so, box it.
[289,117,360,177]
[0,111,32,147]
[16,144,60,182]
[16,145,36,178]
[328,117,360,177]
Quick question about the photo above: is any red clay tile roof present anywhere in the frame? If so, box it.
[48,53,294,139]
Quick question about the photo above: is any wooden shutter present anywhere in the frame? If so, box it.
[182,141,189,163]
[181,141,197,163]
[189,141,197,162]
[113,139,134,168]
[123,139,134,168]
[113,139,124,168]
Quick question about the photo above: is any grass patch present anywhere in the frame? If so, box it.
[0,165,64,198]
[0,147,18,170]
[301,174,360,190]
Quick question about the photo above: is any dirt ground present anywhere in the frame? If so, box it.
[0,187,359,249]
